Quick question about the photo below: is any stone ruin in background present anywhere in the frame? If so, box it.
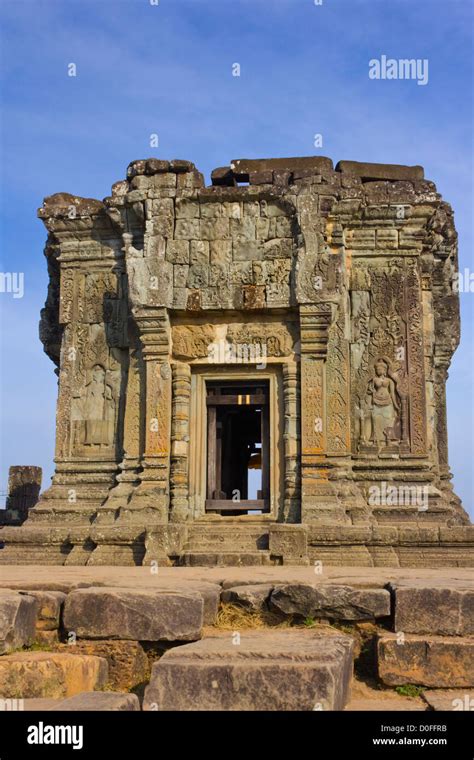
[0,155,472,566]
[0,466,42,527]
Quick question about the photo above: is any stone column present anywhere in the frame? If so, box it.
[299,304,349,524]
[169,362,192,522]
[128,310,171,522]
[282,362,300,522]
[99,344,144,520]
[433,360,450,480]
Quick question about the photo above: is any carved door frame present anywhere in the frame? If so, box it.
[188,366,284,521]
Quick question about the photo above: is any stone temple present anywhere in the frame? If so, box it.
[1,155,473,567]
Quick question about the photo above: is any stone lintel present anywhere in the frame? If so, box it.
[336,160,424,182]
[231,155,333,181]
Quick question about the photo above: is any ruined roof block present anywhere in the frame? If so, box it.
[38,193,104,219]
[211,166,236,186]
[335,160,424,182]
[231,155,333,181]
[127,158,196,179]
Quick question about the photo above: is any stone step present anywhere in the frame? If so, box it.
[0,545,70,565]
[178,551,273,567]
[63,587,205,642]
[0,590,38,654]
[378,633,474,688]
[184,526,269,552]
[50,691,140,711]
[345,697,426,711]
[0,651,108,698]
[421,689,474,711]
[143,630,354,711]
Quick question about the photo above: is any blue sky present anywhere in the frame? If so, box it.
[0,0,472,516]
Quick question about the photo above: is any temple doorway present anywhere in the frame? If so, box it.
[205,380,270,515]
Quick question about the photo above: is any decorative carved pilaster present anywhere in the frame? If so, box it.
[282,363,300,523]
[170,362,192,522]
[128,309,171,521]
[299,303,348,523]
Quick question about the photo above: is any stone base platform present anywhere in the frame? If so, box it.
[1,521,473,567]
[0,566,472,711]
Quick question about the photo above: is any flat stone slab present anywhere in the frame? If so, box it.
[378,633,474,688]
[54,639,149,691]
[391,583,474,635]
[22,697,60,710]
[345,698,426,711]
[0,652,108,698]
[231,156,333,177]
[269,584,391,620]
[50,692,140,711]
[422,689,474,711]
[0,566,472,589]
[63,587,204,642]
[18,590,66,631]
[335,160,424,181]
[220,584,273,611]
[143,630,354,711]
[0,590,37,654]
[149,582,219,625]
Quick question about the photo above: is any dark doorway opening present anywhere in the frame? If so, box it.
[206,380,270,515]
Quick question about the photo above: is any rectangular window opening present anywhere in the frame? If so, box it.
[205,380,270,516]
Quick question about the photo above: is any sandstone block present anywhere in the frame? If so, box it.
[200,218,230,240]
[422,689,474,711]
[391,583,474,636]
[19,590,65,631]
[190,240,210,266]
[170,159,195,173]
[166,239,189,264]
[249,170,273,185]
[55,639,149,691]
[174,218,200,240]
[378,633,474,688]
[143,630,354,711]
[51,691,140,711]
[145,158,170,174]
[345,228,376,249]
[336,160,424,181]
[376,228,398,249]
[176,199,200,219]
[0,652,108,698]
[269,584,390,620]
[63,587,204,641]
[0,590,37,654]
[220,584,273,611]
[345,698,425,711]
[232,156,333,178]
[22,698,60,710]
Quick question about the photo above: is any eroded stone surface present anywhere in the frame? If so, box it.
[54,639,149,691]
[143,630,354,711]
[18,590,66,632]
[421,689,474,711]
[378,633,474,688]
[345,698,426,711]
[63,587,204,641]
[269,584,391,620]
[21,698,60,711]
[50,691,140,711]
[391,583,474,635]
[220,584,273,610]
[0,652,108,698]
[0,590,37,654]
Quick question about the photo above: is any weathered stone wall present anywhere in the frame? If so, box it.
[0,155,471,566]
